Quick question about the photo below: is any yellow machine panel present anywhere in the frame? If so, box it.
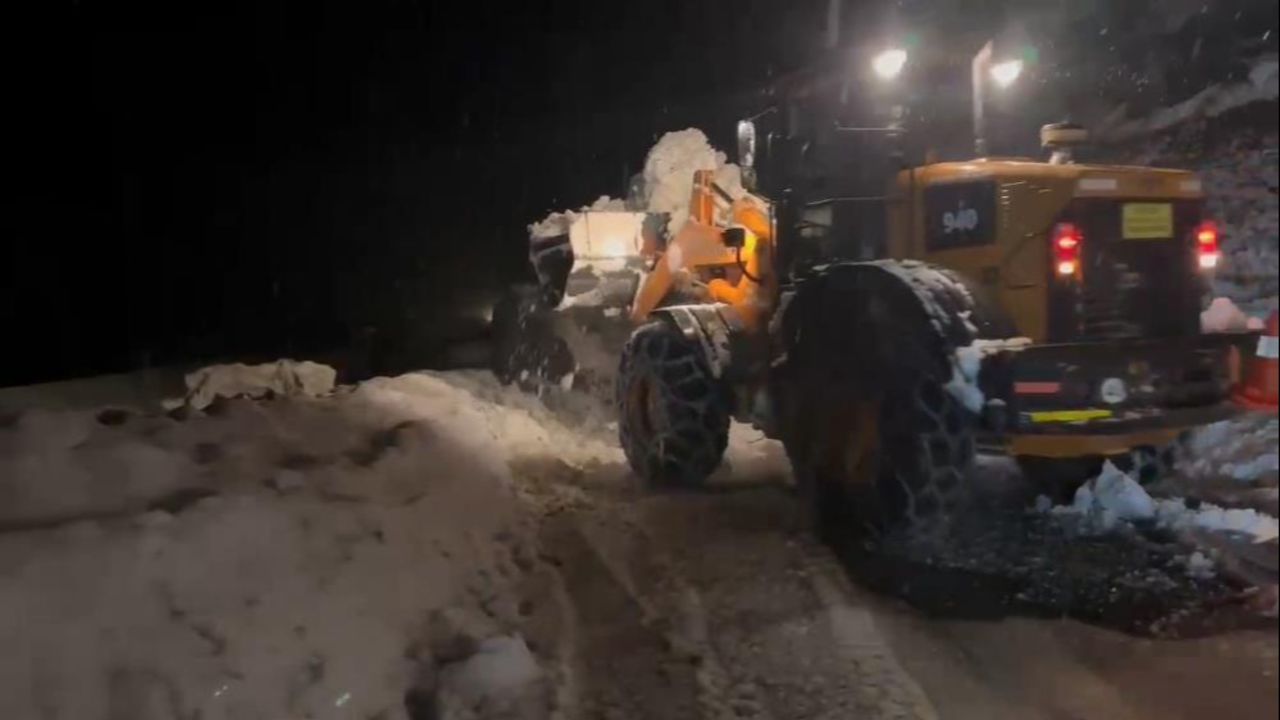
[885,160,1203,342]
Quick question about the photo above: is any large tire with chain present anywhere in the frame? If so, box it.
[617,320,730,487]
[778,262,982,545]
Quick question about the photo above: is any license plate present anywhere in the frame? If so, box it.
[1122,203,1173,239]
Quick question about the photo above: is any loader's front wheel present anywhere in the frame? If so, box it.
[617,320,729,487]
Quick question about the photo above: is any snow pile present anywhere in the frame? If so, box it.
[640,128,744,234]
[359,371,621,469]
[0,370,625,720]
[529,210,575,240]
[434,635,543,717]
[0,408,203,530]
[181,359,337,410]
[1100,56,1279,141]
[1201,296,1266,333]
[945,337,1032,413]
[1053,461,1157,533]
[1047,460,1280,544]
[1181,415,1280,484]
[529,128,744,241]
[528,195,627,240]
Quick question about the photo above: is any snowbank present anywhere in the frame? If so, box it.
[182,360,337,410]
[0,408,204,530]
[0,370,623,720]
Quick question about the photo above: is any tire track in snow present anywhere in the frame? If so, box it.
[522,448,937,720]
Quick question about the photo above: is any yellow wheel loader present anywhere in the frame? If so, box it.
[501,111,1253,540]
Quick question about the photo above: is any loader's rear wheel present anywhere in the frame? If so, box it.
[617,320,729,487]
[781,267,976,545]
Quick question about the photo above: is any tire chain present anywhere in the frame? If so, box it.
[618,322,729,486]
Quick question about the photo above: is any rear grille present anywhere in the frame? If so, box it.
[1073,200,1203,341]
[1081,260,1145,339]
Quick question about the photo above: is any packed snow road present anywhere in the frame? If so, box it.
[517,423,1278,720]
[0,368,1276,719]
[516,432,936,720]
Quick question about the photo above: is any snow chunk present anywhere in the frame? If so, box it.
[944,337,1031,413]
[1185,551,1216,580]
[1054,461,1156,533]
[436,635,543,715]
[1090,461,1157,521]
[1033,494,1055,513]
[1052,460,1280,543]
[1182,416,1279,484]
[183,360,336,410]
[1201,296,1265,333]
[1226,452,1280,482]
[1155,498,1280,544]
[944,372,986,415]
[528,210,575,240]
[587,195,627,212]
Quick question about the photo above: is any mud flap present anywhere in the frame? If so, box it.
[649,304,742,380]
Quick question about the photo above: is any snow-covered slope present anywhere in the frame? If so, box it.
[0,371,621,720]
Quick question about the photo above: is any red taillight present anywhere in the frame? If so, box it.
[1196,220,1220,270]
[1052,222,1082,277]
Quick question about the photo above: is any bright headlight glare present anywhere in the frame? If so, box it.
[872,48,908,80]
[990,59,1023,87]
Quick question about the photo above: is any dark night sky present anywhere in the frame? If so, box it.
[5,0,1274,385]
[6,0,827,385]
